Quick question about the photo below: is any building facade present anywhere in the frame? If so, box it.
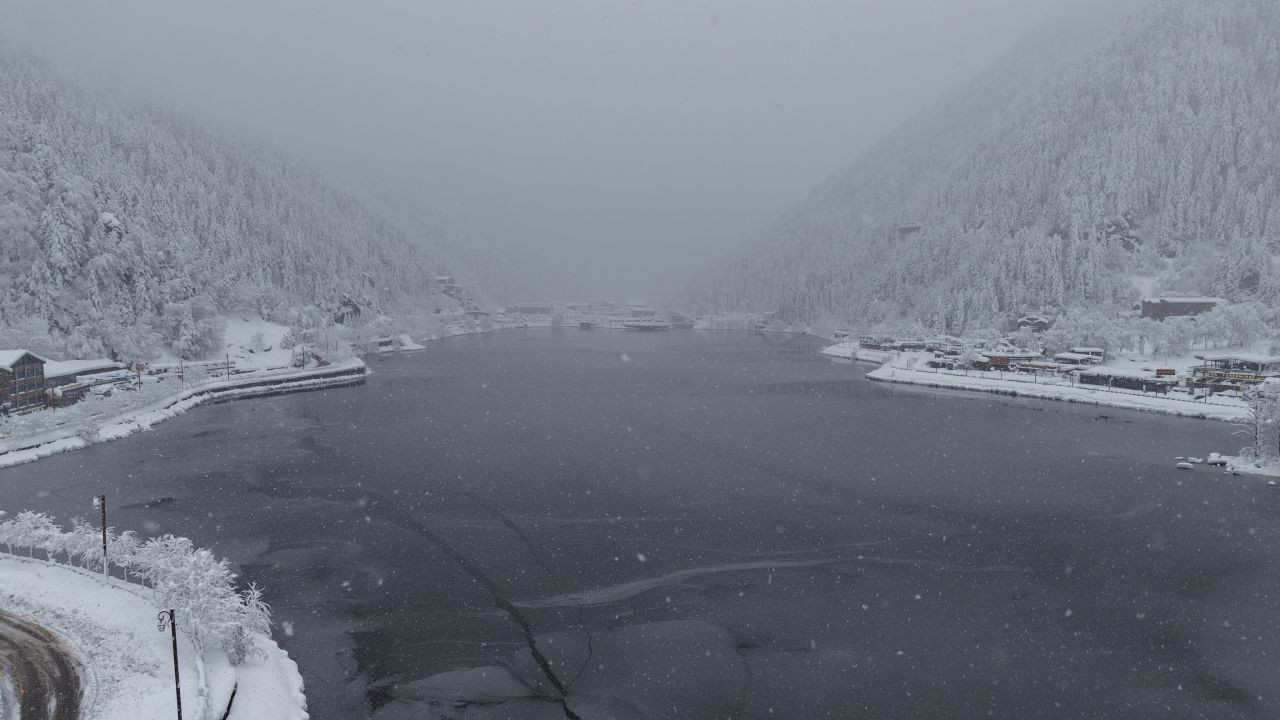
[1140,297,1223,320]
[0,350,49,411]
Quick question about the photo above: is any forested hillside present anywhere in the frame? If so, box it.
[0,51,492,361]
[689,0,1280,333]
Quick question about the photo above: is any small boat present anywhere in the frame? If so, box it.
[622,320,672,331]
[579,321,596,330]
[1175,462,1194,470]
[670,320,695,330]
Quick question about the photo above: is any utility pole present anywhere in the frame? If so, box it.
[95,495,107,576]
[157,609,183,720]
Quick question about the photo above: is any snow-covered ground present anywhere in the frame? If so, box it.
[853,350,1250,422]
[819,341,892,364]
[1216,454,1280,480]
[397,334,426,351]
[223,317,303,371]
[0,555,306,720]
[0,359,366,470]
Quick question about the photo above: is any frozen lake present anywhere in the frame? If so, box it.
[2,329,1276,719]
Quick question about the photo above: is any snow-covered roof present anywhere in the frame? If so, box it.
[0,349,50,370]
[1196,353,1280,365]
[1054,352,1100,362]
[978,351,1042,360]
[1071,347,1105,354]
[1141,296,1225,305]
[1079,367,1177,381]
[44,359,125,379]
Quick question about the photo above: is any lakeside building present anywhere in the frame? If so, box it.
[859,335,896,350]
[0,350,49,411]
[435,275,465,300]
[972,350,1042,371]
[507,303,556,315]
[1078,368,1179,394]
[1189,353,1280,392]
[44,359,125,388]
[859,335,928,351]
[43,359,127,408]
[1140,296,1223,320]
[926,336,969,355]
[1016,315,1052,332]
[1053,351,1104,366]
[1013,361,1070,377]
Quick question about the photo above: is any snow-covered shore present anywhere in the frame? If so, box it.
[857,352,1249,422]
[0,554,307,720]
[0,360,367,470]
[819,341,892,364]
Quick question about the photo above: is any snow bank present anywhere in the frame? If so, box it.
[222,317,298,371]
[0,555,197,720]
[1218,455,1280,480]
[0,556,306,720]
[820,342,893,364]
[0,360,366,470]
[866,361,1247,422]
[0,550,307,720]
[396,334,426,351]
[228,635,310,720]
[819,342,855,360]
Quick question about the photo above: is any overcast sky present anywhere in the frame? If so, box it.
[3,0,1064,301]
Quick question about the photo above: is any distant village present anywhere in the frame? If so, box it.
[848,294,1279,399]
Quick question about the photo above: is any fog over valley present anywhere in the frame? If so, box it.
[5,0,1061,300]
[5,3,1280,720]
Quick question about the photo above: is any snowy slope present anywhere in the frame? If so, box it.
[0,555,307,720]
[0,50,495,362]
[689,0,1280,330]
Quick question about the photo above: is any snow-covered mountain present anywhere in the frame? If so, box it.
[687,0,1280,332]
[0,50,504,360]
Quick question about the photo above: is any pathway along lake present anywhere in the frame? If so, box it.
[1,329,1276,719]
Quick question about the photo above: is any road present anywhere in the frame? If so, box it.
[0,610,82,720]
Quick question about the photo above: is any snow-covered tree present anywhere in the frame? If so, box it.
[0,50,507,360]
[686,0,1280,332]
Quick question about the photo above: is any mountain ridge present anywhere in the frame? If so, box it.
[687,0,1277,333]
[0,49,501,360]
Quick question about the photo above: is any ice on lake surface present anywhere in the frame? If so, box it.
[2,330,1273,720]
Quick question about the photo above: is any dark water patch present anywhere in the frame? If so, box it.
[1,330,1275,719]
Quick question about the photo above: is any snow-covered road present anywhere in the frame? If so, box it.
[0,609,83,720]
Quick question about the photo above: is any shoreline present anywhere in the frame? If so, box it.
[863,360,1246,422]
[0,360,367,470]
[850,349,1280,479]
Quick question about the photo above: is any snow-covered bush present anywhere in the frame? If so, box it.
[0,511,272,664]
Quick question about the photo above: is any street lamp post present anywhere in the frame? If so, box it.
[94,495,107,576]
[157,610,183,720]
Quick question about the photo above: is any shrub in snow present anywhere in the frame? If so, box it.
[0,511,272,664]
[2,510,59,557]
[75,423,100,445]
